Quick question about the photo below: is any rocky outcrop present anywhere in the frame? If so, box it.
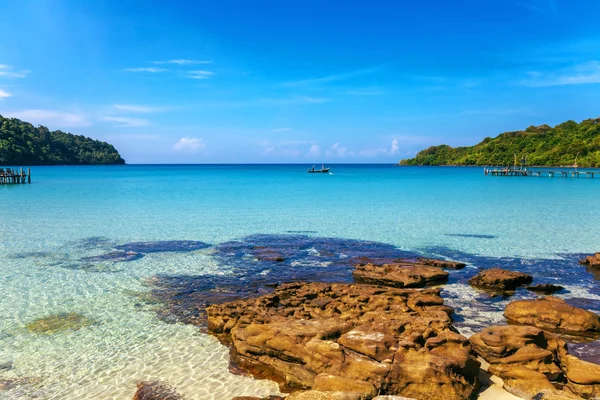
[207,282,480,400]
[132,381,182,400]
[352,263,448,288]
[504,296,600,339]
[417,258,466,270]
[580,253,600,268]
[470,325,600,399]
[526,284,564,295]
[468,268,533,292]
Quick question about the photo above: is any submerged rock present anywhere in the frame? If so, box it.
[115,240,211,253]
[445,233,497,239]
[207,282,480,400]
[26,312,95,334]
[580,253,600,268]
[526,284,564,295]
[144,234,415,327]
[132,381,183,400]
[470,325,600,399]
[0,361,13,371]
[353,263,448,288]
[252,246,286,262]
[504,296,600,339]
[81,250,143,263]
[468,268,533,292]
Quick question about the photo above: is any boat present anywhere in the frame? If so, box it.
[307,164,330,173]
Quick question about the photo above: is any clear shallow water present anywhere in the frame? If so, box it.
[1,164,600,399]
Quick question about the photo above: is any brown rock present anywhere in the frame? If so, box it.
[417,257,467,270]
[470,325,600,399]
[232,396,285,400]
[468,268,533,292]
[207,282,479,399]
[579,252,600,268]
[353,263,448,288]
[526,284,564,295]
[133,381,182,400]
[504,296,600,339]
[286,391,362,400]
[313,374,377,399]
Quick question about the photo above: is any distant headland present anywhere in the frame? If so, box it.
[0,114,125,165]
[400,118,600,167]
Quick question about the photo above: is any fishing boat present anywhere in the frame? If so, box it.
[307,164,330,173]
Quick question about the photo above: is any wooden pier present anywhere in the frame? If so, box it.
[0,167,31,184]
[484,167,597,178]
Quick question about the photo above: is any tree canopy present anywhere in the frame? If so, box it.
[0,115,125,165]
[400,118,600,167]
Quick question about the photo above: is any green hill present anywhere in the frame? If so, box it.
[400,118,600,167]
[0,115,125,165]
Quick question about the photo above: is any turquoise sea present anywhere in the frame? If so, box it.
[1,164,600,399]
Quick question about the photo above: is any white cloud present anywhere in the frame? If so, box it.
[188,70,214,79]
[173,137,205,152]
[5,109,90,127]
[0,64,30,78]
[272,128,292,132]
[281,66,383,87]
[0,89,11,99]
[114,104,162,113]
[520,61,600,86]
[358,139,401,157]
[101,116,150,127]
[154,59,211,65]
[307,144,320,157]
[126,67,168,73]
[297,96,329,104]
[326,142,353,157]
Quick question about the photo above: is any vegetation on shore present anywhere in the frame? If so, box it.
[0,115,125,165]
[400,118,600,167]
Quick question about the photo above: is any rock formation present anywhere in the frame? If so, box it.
[468,268,533,292]
[207,282,480,400]
[470,325,600,399]
[526,284,564,295]
[580,253,600,268]
[417,258,466,270]
[352,263,448,288]
[504,296,600,339]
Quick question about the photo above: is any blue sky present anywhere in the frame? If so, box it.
[1,0,600,163]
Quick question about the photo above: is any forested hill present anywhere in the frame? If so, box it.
[400,118,600,167]
[0,115,125,165]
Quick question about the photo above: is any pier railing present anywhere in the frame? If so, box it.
[484,166,596,178]
[0,167,31,184]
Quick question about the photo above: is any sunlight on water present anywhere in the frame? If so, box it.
[1,165,599,399]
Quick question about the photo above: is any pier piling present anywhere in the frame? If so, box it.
[0,167,32,185]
